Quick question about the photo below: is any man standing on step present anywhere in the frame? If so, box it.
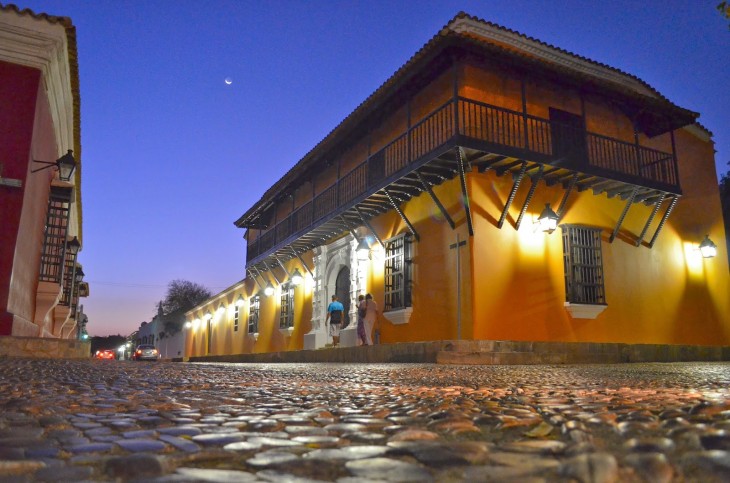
[326,294,344,347]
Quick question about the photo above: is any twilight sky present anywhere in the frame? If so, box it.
[17,1,729,337]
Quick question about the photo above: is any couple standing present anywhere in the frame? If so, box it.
[325,293,378,347]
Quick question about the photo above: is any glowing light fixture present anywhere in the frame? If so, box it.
[203,311,212,321]
[216,303,226,316]
[290,268,304,286]
[264,282,275,297]
[356,238,371,261]
[537,203,559,233]
[236,294,245,306]
[31,149,76,182]
[184,321,192,329]
[699,235,717,259]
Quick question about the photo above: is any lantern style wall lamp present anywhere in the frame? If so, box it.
[356,238,371,261]
[66,236,81,257]
[537,203,559,233]
[236,294,245,306]
[32,150,76,182]
[264,282,275,297]
[290,268,304,286]
[699,235,717,259]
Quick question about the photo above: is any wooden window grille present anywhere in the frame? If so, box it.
[561,225,606,305]
[279,284,294,329]
[233,305,240,332]
[248,295,260,334]
[384,233,413,311]
[39,186,73,283]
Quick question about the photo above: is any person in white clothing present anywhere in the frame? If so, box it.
[363,293,379,345]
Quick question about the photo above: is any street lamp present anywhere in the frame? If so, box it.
[290,268,304,286]
[537,203,559,233]
[32,150,76,182]
[699,235,717,259]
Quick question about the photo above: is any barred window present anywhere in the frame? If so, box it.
[248,295,260,334]
[279,284,294,329]
[233,305,240,332]
[561,225,606,305]
[40,186,73,283]
[384,233,413,311]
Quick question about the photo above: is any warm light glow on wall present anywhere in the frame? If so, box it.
[683,241,705,277]
[517,218,547,257]
[305,273,315,292]
[192,318,201,331]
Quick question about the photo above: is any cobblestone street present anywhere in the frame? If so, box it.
[0,359,728,482]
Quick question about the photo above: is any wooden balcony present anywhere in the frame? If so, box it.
[246,96,680,266]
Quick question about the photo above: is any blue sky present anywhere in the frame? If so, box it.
[16,1,728,336]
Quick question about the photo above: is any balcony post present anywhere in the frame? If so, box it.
[452,57,459,137]
[521,76,529,151]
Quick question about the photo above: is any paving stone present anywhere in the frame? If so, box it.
[159,434,201,453]
[247,450,301,467]
[624,452,674,483]
[560,452,619,483]
[174,467,259,481]
[33,464,94,482]
[115,438,168,452]
[345,457,433,482]
[104,454,167,479]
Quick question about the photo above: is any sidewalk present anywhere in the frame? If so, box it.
[185,339,730,364]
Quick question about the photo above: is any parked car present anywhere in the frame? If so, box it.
[132,344,160,361]
[94,349,116,360]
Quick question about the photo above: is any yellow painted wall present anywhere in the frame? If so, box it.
[185,255,315,357]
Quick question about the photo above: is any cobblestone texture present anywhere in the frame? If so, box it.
[0,359,728,482]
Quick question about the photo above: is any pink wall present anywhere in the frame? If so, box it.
[0,61,57,335]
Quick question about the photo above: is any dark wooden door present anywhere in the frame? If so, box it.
[335,267,350,327]
[550,108,587,167]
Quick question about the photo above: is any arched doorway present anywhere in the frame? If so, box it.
[335,266,350,327]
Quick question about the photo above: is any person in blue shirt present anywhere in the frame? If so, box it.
[326,295,345,347]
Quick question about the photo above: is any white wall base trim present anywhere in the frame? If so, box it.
[564,303,607,319]
[384,307,413,325]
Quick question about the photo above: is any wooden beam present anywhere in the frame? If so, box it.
[457,148,474,236]
[609,187,639,243]
[355,206,385,248]
[649,196,678,248]
[515,165,544,230]
[289,246,314,277]
[416,170,455,229]
[556,173,578,221]
[384,188,420,242]
[497,161,527,229]
[636,193,666,247]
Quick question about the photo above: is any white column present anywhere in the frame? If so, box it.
[304,246,328,350]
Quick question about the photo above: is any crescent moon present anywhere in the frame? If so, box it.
[225,77,233,85]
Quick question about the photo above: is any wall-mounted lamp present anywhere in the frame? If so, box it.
[356,238,371,261]
[290,268,304,286]
[184,321,192,330]
[66,236,81,256]
[74,267,85,284]
[203,311,212,321]
[32,150,76,182]
[699,235,717,259]
[537,203,559,234]
[236,294,245,306]
[264,282,275,297]
[216,303,226,317]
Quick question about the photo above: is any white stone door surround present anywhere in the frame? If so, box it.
[303,234,365,349]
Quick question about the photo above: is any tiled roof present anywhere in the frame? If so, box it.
[234,11,698,228]
[0,3,82,241]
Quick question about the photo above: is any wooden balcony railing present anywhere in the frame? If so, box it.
[246,96,678,263]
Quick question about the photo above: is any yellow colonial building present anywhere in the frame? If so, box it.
[185,13,729,360]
